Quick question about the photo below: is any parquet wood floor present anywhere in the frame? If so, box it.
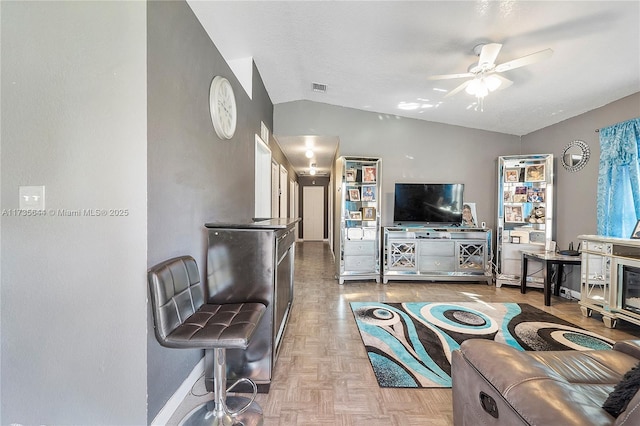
[168,241,639,425]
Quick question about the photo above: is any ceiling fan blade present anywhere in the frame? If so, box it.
[428,72,475,80]
[478,43,502,67]
[444,80,471,98]
[495,48,553,72]
[493,74,513,90]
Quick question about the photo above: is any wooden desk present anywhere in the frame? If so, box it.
[520,251,581,306]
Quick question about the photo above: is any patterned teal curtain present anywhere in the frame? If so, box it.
[597,118,640,237]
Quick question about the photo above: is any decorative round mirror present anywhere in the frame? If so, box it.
[561,140,590,172]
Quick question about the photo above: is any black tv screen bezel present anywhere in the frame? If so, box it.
[393,183,465,226]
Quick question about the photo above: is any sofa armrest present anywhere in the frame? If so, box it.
[456,339,623,426]
[613,340,640,361]
[458,339,565,394]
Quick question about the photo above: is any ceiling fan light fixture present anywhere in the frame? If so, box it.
[485,75,502,92]
[465,74,501,99]
[465,78,488,98]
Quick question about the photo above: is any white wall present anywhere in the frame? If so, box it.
[1,2,147,424]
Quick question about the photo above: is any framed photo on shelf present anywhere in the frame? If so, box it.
[362,206,376,220]
[349,211,362,220]
[504,168,521,182]
[513,186,528,203]
[525,164,545,182]
[462,202,477,227]
[348,188,360,201]
[504,205,524,223]
[345,169,356,182]
[362,166,377,183]
[361,185,376,201]
[527,187,546,202]
[631,220,640,239]
[503,187,514,203]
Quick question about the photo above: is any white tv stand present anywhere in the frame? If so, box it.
[382,225,493,284]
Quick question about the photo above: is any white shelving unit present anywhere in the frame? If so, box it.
[496,154,554,287]
[335,156,382,284]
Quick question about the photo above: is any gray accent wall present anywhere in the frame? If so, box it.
[275,94,640,292]
[1,1,147,425]
[275,101,519,234]
[522,92,640,250]
[1,0,295,424]
[147,1,290,421]
[520,92,640,290]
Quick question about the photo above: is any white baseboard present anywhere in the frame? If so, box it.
[151,356,205,426]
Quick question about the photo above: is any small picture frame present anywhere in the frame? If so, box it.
[513,186,528,203]
[526,187,546,203]
[362,206,376,220]
[349,211,362,220]
[631,220,640,239]
[504,168,520,182]
[511,236,521,244]
[346,169,356,182]
[505,205,524,223]
[462,202,477,227]
[362,166,377,183]
[348,188,361,201]
[525,164,545,182]
[361,185,376,201]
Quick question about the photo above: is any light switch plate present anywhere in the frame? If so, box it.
[19,185,45,209]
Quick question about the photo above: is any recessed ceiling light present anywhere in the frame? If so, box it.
[305,149,314,158]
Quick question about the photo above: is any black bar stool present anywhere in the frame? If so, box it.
[148,255,265,426]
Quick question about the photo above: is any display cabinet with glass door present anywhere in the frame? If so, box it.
[496,154,554,287]
[335,156,382,284]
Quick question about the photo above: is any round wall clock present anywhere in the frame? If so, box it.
[209,76,237,140]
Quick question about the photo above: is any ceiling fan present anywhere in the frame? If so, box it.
[429,43,553,101]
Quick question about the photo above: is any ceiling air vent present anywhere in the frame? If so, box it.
[312,82,327,93]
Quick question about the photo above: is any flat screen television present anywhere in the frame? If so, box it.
[393,183,464,225]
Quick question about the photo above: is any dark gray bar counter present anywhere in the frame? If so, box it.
[204,217,300,392]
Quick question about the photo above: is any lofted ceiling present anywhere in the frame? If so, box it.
[188,1,640,177]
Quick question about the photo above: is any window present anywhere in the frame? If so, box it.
[597,118,640,237]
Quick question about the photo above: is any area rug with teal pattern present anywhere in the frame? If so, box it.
[350,301,614,388]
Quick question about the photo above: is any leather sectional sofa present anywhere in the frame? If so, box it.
[452,339,640,425]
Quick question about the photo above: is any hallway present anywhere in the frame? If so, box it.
[170,241,639,425]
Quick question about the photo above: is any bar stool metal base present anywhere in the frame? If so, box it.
[178,397,263,426]
[180,348,263,426]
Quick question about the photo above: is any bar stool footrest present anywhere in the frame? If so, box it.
[179,397,263,426]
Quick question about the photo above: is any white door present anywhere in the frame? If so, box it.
[289,179,295,219]
[294,182,300,239]
[271,161,279,218]
[279,165,288,218]
[254,135,271,218]
[303,186,324,241]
